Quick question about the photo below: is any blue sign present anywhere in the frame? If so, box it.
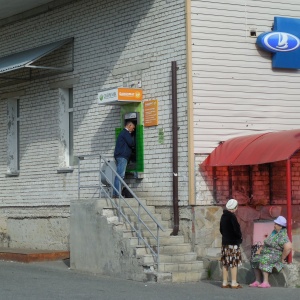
[256,17,300,69]
[258,32,300,52]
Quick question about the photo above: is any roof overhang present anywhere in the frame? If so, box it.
[0,37,74,87]
[201,129,300,167]
[0,1,53,21]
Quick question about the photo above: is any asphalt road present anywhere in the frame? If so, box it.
[0,260,299,300]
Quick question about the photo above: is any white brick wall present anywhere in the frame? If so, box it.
[0,0,189,247]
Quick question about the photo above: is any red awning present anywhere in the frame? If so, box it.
[201,129,300,167]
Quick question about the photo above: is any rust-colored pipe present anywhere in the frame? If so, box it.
[171,61,179,236]
[286,159,292,263]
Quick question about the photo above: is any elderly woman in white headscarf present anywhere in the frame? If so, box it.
[249,216,292,288]
[219,199,243,289]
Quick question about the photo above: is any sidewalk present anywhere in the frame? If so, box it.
[0,259,299,300]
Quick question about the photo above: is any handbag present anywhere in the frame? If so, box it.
[251,242,262,260]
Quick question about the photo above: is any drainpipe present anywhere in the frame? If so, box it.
[185,0,195,205]
[286,159,292,263]
[171,61,179,236]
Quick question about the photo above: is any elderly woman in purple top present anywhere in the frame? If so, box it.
[249,216,292,288]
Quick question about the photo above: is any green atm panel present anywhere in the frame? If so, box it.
[115,125,144,173]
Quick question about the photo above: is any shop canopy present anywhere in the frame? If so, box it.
[201,129,300,167]
[0,38,73,87]
[202,129,300,262]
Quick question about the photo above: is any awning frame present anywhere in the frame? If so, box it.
[201,129,300,167]
[201,129,300,263]
[0,37,74,85]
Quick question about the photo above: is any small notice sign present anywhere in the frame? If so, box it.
[144,99,158,127]
[158,128,164,144]
[98,88,143,105]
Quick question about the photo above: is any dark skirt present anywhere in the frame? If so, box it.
[221,245,242,268]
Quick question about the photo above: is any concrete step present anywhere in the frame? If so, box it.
[159,243,192,254]
[122,228,173,238]
[159,260,203,272]
[125,213,162,223]
[122,198,149,205]
[141,228,174,237]
[102,209,116,218]
[96,199,151,213]
[139,252,198,265]
[151,272,172,283]
[135,243,192,256]
[121,206,156,215]
[129,235,184,247]
[100,197,207,284]
[110,218,169,234]
[111,198,148,207]
[102,208,162,225]
[161,252,198,263]
[121,219,170,231]
[171,271,204,283]
[152,270,206,283]
[101,205,156,216]
[95,199,115,209]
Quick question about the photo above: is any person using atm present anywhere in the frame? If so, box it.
[113,120,135,198]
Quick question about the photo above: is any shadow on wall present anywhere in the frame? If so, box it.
[87,0,156,155]
[1,0,155,163]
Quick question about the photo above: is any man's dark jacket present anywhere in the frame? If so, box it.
[220,210,242,245]
[114,128,134,161]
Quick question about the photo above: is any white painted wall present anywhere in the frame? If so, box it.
[191,0,300,154]
[6,98,19,175]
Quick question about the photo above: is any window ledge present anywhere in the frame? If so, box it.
[6,172,19,177]
[57,167,74,174]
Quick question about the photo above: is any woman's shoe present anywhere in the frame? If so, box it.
[231,284,242,289]
[249,281,260,287]
[258,282,271,288]
[221,284,231,288]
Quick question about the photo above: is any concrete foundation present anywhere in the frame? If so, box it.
[0,206,70,250]
[69,199,150,282]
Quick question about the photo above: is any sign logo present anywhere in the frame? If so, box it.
[258,32,300,52]
[256,17,300,69]
[135,91,141,99]
[98,89,118,102]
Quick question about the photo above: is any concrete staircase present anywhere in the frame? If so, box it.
[100,198,207,283]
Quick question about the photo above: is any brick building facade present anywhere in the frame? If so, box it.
[0,0,299,264]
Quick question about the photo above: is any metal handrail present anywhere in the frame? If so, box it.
[77,154,164,270]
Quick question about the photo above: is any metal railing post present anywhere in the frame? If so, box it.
[117,196,121,222]
[99,155,102,199]
[77,153,165,271]
[157,225,160,271]
[138,203,141,245]
[78,157,81,200]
